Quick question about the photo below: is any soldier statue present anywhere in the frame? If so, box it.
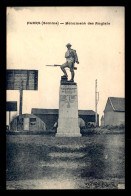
[61,43,79,82]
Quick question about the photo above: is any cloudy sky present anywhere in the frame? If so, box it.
[6,6,125,124]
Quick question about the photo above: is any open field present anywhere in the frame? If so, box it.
[6,134,125,189]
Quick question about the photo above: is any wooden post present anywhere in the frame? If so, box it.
[19,81,23,115]
[95,79,97,126]
[95,79,99,126]
[9,111,11,130]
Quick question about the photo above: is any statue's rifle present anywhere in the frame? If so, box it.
[46,64,77,70]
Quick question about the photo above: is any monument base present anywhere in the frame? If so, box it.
[57,77,81,137]
[56,118,81,137]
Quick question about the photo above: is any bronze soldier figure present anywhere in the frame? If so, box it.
[61,43,79,82]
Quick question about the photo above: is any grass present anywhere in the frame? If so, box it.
[6,134,125,189]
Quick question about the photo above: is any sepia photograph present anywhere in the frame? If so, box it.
[6,6,125,189]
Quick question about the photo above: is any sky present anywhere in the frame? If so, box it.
[6,6,125,125]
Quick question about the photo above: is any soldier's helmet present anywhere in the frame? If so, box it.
[66,43,72,47]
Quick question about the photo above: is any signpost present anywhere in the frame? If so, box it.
[6,101,17,111]
[6,70,38,90]
[6,69,38,116]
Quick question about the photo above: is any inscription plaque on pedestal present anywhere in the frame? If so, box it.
[56,83,81,137]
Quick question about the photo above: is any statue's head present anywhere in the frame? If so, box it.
[66,43,72,48]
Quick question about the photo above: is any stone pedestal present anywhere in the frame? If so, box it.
[56,77,81,137]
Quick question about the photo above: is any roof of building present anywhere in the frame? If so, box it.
[109,97,125,112]
[31,108,96,115]
[32,109,59,115]
[78,110,95,115]
[11,113,46,124]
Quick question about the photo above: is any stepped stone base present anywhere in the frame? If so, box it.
[57,78,81,137]
[56,133,81,137]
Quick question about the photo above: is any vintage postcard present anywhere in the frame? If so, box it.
[6,7,125,189]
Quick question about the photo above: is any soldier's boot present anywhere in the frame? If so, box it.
[61,67,68,78]
[68,71,74,82]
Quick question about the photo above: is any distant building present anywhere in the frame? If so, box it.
[31,109,99,130]
[104,97,125,126]
[53,117,86,130]
[10,113,46,132]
